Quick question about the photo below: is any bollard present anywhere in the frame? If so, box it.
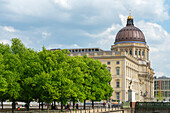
[105,106,106,111]
[97,106,99,112]
[89,107,90,113]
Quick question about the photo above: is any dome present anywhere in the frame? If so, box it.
[114,26,146,44]
[114,12,146,44]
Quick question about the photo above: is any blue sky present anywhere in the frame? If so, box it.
[0,0,170,77]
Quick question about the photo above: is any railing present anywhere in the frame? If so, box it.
[0,106,123,113]
[135,102,170,109]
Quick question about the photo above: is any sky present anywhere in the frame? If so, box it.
[0,0,170,77]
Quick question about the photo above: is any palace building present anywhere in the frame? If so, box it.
[51,13,154,102]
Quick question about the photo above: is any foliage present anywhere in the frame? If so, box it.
[0,38,113,111]
[155,89,163,102]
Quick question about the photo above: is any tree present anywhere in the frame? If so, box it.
[37,48,74,111]
[0,54,8,109]
[66,56,87,109]
[82,55,113,108]
[3,53,22,112]
[155,89,163,102]
[0,43,10,109]
[33,72,53,112]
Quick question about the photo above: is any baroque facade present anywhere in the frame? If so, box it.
[52,13,154,102]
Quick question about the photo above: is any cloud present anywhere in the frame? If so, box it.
[0,0,169,76]
[3,26,17,32]
[0,39,10,45]
[47,43,80,49]
[42,32,51,39]
[54,0,72,9]
[155,72,165,78]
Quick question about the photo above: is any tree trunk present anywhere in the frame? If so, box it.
[61,101,63,111]
[12,98,15,113]
[92,100,94,109]
[84,100,86,110]
[26,102,30,111]
[1,100,3,109]
[47,103,50,113]
[39,101,41,109]
[51,102,53,110]
[41,102,43,110]
[54,100,56,110]
[73,98,75,110]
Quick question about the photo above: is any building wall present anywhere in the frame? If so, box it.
[69,46,154,102]
[154,78,170,102]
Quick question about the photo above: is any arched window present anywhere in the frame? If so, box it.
[135,49,137,55]
[116,81,120,88]
[116,67,120,75]
[130,50,132,55]
[142,51,144,56]
[139,50,141,55]
[116,92,120,100]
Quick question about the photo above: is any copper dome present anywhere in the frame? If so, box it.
[114,13,146,44]
[114,25,146,44]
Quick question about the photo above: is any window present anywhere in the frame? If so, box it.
[142,51,144,56]
[135,50,137,55]
[165,91,168,97]
[116,82,120,88]
[116,61,119,64]
[107,61,111,65]
[130,50,132,55]
[139,51,141,55]
[107,67,111,72]
[116,67,120,75]
[116,92,120,100]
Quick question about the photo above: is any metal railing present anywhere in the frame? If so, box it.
[0,106,124,113]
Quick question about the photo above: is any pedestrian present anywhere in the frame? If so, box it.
[108,103,110,108]
[103,102,106,107]
[76,103,78,109]
[67,104,70,110]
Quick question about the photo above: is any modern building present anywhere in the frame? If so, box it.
[154,76,170,102]
[51,13,154,102]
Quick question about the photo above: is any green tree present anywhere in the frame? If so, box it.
[155,90,163,102]
[3,53,22,112]
[67,56,87,109]
[0,43,11,109]
[82,55,113,108]
[37,48,74,111]
[0,54,8,109]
